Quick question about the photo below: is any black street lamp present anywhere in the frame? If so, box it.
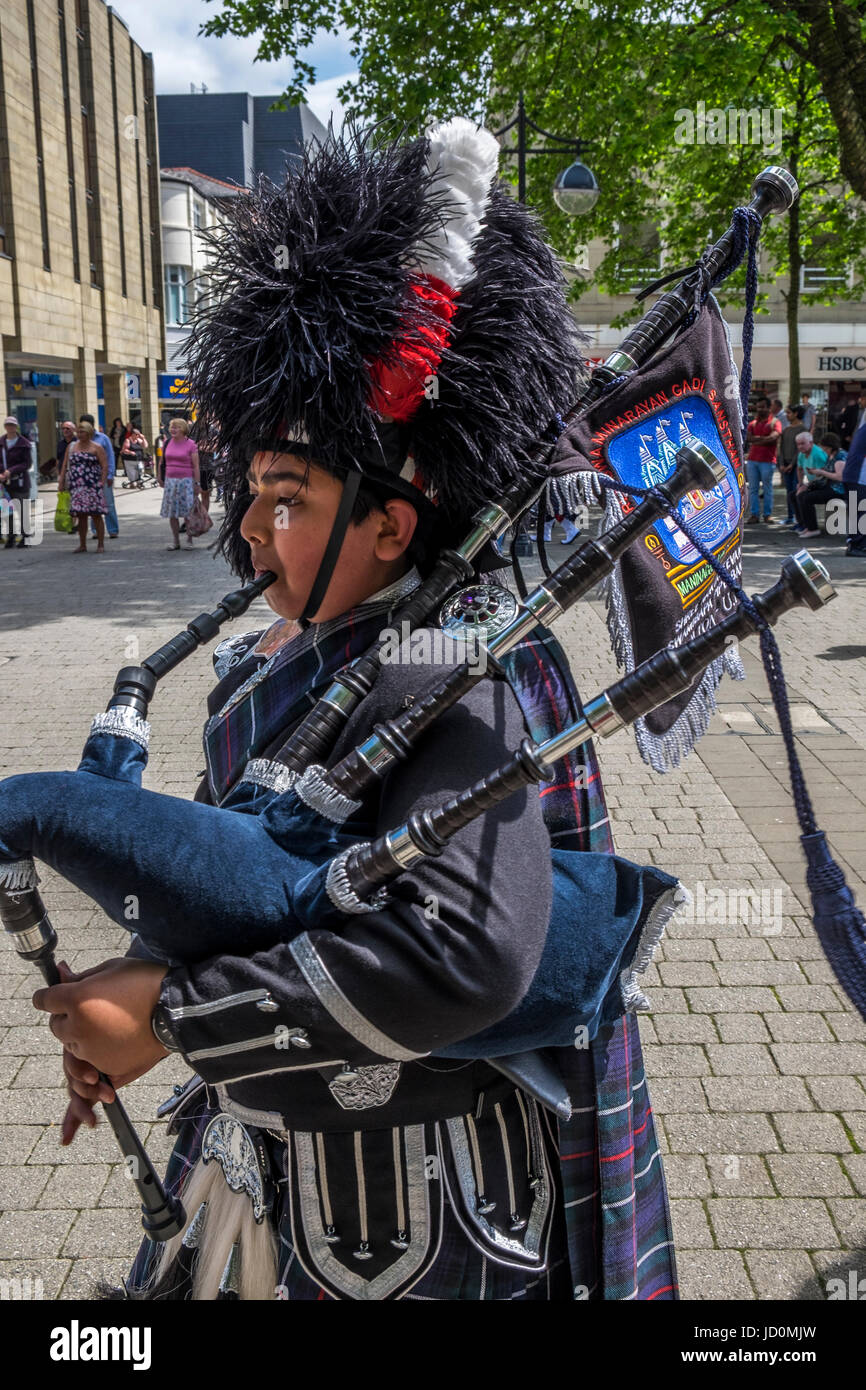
[493,91,599,213]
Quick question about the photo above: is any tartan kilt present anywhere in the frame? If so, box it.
[125,1014,676,1301]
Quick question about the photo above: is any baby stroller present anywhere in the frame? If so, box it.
[120,441,147,489]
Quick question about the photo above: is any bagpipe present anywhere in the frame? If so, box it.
[5,164,862,1245]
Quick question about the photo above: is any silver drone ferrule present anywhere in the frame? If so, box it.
[352,735,398,778]
[600,350,638,376]
[535,693,625,773]
[753,166,798,214]
[790,549,835,608]
[0,876,57,963]
[7,915,57,961]
[487,586,564,658]
[456,499,520,562]
[384,825,426,870]
[318,680,365,716]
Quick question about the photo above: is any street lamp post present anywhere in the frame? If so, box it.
[493,91,599,214]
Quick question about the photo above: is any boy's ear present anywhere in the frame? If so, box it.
[373,497,418,563]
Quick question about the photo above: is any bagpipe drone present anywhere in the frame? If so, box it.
[2,154,863,1245]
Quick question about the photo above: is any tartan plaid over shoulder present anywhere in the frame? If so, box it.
[503,626,678,1300]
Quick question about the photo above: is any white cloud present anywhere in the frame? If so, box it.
[113,0,356,124]
[305,72,358,130]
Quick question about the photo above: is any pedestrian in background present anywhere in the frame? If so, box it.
[0,415,33,549]
[792,431,828,539]
[772,397,788,429]
[744,395,781,525]
[793,432,846,537]
[800,392,816,434]
[840,390,866,450]
[159,416,201,550]
[59,421,107,553]
[154,429,167,485]
[778,405,804,526]
[121,427,149,488]
[81,414,119,540]
[109,417,127,463]
[56,420,77,474]
[190,418,216,512]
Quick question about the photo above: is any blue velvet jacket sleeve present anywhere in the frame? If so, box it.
[157,665,553,1085]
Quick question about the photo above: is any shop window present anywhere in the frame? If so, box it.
[802,233,851,292]
[802,263,850,291]
[26,0,50,270]
[165,265,189,324]
[76,4,103,287]
[58,0,81,281]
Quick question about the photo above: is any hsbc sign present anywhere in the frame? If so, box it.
[817,354,866,373]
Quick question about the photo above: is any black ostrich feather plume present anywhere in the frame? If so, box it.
[183,121,586,576]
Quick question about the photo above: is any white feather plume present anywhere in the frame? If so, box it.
[418,117,501,288]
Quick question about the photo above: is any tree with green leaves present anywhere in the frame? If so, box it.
[200,0,866,397]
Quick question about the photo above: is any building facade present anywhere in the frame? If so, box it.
[158,166,244,426]
[574,239,866,434]
[0,0,163,457]
[156,92,327,190]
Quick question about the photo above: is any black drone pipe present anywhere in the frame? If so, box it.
[108,570,279,719]
[335,552,833,902]
[0,885,186,1241]
[580,165,798,407]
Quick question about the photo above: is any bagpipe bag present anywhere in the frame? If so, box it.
[0,614,682,1053]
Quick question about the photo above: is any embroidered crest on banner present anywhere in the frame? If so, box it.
[594,387,743,612]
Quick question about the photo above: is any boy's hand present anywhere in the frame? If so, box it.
[33,958,170,1143]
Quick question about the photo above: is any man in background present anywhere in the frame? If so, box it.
[56,420,77,474]
[800,392,816,434]
[745,395,782,525]
[778,405,804,526]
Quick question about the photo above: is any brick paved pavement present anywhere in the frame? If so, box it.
[0,485,864,1300]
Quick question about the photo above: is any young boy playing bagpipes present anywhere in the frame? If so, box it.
[31,120,680,1301]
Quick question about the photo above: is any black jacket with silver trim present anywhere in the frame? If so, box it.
[155,631,553,1127]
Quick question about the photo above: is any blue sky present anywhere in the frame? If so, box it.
[114,0,358,124]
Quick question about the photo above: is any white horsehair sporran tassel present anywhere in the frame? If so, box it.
[146,1152,278,1300]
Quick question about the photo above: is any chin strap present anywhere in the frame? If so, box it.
[300,471,363,623]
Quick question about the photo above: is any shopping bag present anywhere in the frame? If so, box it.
[185,497,213,538]
[54,490,74,533]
